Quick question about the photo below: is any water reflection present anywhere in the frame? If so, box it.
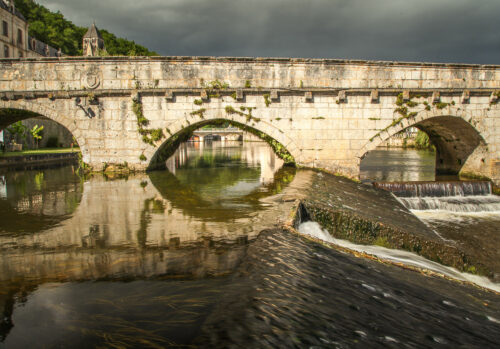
[0,166,83,234]
[360,148,436,182]
[0,141,295,285]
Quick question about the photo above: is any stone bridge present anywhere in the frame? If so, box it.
[192,127,243,142]
[0,56,499,183]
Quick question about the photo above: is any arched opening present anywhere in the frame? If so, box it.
[0,108,78,152]
[144,119,297,221]
[0,108,85,232]
[360,115,488,183]
[148,118,295,171]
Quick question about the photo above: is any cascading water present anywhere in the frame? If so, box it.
[374,181,500,214]
[373,180,500,282]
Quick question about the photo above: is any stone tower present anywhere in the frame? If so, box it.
[83,22,105,56]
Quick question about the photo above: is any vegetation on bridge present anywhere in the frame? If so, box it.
[14,0,157,56]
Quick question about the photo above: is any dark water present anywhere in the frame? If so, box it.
[1,143,499,347]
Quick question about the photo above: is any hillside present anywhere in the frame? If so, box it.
[13,0,158,56]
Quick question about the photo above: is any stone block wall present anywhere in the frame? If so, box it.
[0,57,498,183]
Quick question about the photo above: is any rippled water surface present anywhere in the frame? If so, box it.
[0,143,499,347]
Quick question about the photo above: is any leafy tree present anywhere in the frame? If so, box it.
[29,124,44,148]
[14,0,158,56]
[7,121,28,144]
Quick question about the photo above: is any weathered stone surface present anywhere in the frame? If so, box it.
[0,56,498,183]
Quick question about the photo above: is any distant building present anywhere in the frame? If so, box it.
[83,22,106,56]
[0,0,60,58]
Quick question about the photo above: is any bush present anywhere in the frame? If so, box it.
[415,131,433,150]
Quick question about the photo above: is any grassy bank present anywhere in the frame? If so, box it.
[0,148,80,157]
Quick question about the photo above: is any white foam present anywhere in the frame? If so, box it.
[298,221,500,293]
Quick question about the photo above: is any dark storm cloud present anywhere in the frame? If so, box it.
[37,0,500,64]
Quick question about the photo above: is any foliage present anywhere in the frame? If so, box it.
[415,130,433,150]
[132,99,165,145]
[7,121,28,143]
[29,124,44,148]
[14,0,157,56]
[263,93,271,107]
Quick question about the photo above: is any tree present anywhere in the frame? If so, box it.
[29,124,44,149]
[14,0,158,56]
[7,121,28,145]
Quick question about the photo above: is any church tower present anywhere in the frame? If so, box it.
[83,22,105,56]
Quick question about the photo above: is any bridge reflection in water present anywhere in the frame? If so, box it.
[0,140,298,284]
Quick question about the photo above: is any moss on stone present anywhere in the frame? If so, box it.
[263,93,271,107]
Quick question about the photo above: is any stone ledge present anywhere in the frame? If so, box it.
[1,56,499,69]
[0,88,498,100]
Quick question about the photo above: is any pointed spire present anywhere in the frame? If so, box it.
[83,22,103,40]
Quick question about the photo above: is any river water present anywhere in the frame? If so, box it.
[361,148,500,280]
[0,143,499,347]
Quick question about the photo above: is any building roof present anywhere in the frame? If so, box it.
[0,0,26,21]
[83,23,103,40]
[28,36,60,57]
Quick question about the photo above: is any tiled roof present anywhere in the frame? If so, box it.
[28,36,60,57]
[0,0,26,21]
[83,23,103,40]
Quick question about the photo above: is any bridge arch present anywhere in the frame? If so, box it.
[0,99,88,160]
[358,108,491,178]
[146,115,300,171]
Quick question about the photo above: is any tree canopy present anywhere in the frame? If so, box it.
[14,0,158,56]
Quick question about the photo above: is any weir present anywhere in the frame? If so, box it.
[373,180,492,197]
[374,180,500,213]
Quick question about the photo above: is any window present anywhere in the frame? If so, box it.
[17,29,23,45]
[18,51,23,58]
[2,21,7,37]
[4,45,9,58]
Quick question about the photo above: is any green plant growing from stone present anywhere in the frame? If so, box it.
[77,152,90,173]
[193,99,203,106]
[263,93,271,107]
[132,97,165,145]
[433,101,451,109]
[225,105,259,122]
[190,108,206,119]
[245,80,251,88]
[369,93,423,142]
[489,91,500,105]
[202,79,229,98]
[139,153,147,161]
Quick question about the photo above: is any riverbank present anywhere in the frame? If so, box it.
[0,148,78,169]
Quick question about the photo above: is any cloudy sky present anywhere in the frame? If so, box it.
[37,0,499,64]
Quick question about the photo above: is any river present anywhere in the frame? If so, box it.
[0,142,499,347]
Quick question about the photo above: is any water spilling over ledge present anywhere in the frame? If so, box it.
[373,180,492,197]
[292,173,498,279]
